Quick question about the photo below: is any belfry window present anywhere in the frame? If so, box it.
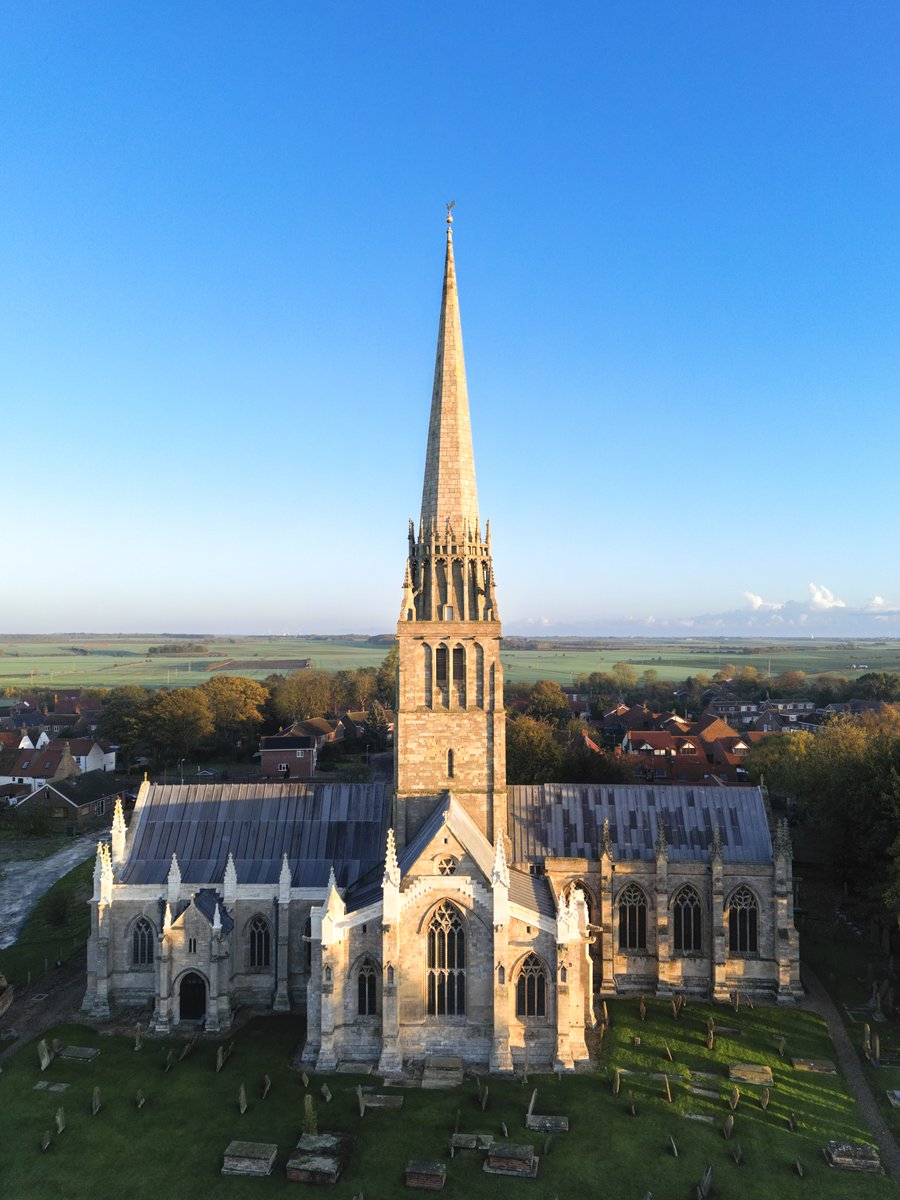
[435,646,448,686]
[673,886,702,954]
[447,749,455,778]
[728,887,759,954]
[515,954,547,1018]
[132,917,154,967]
[452,646,465,680]
[357,958,377,1015]
[426,901,466,1017]
[618,883,647,951]
[248,915,271,969]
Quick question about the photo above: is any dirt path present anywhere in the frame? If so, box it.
[801,965,900,1184]
[0,837,98,950]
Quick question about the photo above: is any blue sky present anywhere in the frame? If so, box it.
[1,2,898,636]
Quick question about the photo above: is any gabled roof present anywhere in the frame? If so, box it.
[119,781,391,889]
[193,888,235,933]
[508,783,771,863]
[260,735,316,751]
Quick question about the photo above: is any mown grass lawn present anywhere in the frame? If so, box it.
[0,998,890,1200]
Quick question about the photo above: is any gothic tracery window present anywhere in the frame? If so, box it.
[673,886,702,954]
[618,883,647,951]
[515,954,547,1018]
[436,856,457,876]
[426,901,465,1017]
[248,914,272,969]
[357,958,377,1015]
[132,917,154,967]
[728,886,759,954]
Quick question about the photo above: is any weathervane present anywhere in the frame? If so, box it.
[446,200,455,226]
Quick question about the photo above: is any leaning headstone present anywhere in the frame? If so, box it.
[136,1090,145,1109]
[40,1130,52,1152]
[501,1121,508,1139]
[165,1050,176,1073]
[787,1111,795,1133]
[863,1023,872,1058]
[527,1089,537,1119]
[301,1070,309,1088]
[38,1040,51,1072]
[723,1114,734,1140]
[178,1042,191,1062]
[321,1082,332,1103]
[663,1040,673,1062]
[134,1025,143,1052]
[777,1036,786,1057]
[481,1086,489,1112]
[55,1107,65,1134]
[92,1087,101,1116]
[794,1157,804,1177]
[760,1087,770,1110]
[729,1085,741,1110]
[216,1046,225,1073]
[612,1068,621,1096]
[238,1083,247,1115]
[669,1135,678,1158]
[639,996,646,1022]
[873,1033,881,1066]
[732,1142,743,1166]
[664,1076,672,1104]
[262,1074,271,1100]
[357,1084,365,1118]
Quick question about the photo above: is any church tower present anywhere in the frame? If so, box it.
[394,210,506,845]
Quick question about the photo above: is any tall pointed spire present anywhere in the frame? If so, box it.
[420,205,479,538]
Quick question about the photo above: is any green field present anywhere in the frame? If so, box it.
[0,999,888,1200]
[2,634,899,691]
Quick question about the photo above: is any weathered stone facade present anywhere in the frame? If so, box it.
[81,214,801,1068]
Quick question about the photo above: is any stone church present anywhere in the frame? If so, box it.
[82,214,801,1069]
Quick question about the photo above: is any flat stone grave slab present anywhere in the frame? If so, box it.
[525,1113,569,1133]
[405,1160,447,1190]
[792,1058,837,1074]
[823,1141,882,1172]
[222,1141,278,1177]
[364,1093,404,1109]
[450,1133,493,1151]
[729,1064,773,1085]
[58,1046,100,1063]
[33,1080,71,1092]
[683,1113,715,1124]
[885,1090,900,1109]
[484,1142,539,1178]
[422,1057,464,1089]
[689,1086,720,1100]
[286,1132,353,1185]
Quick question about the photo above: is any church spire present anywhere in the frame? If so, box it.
[419,205,479,539]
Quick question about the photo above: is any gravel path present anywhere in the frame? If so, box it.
[0,837,98,950]
[801,965,900,1185]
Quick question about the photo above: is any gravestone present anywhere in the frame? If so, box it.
[92,1087,101,1116]
[40,1130,52,1152]
[863,1023,872,1057]
[178,1042,191,1062]
[38,1040,51,1072]
[723,1114,734,1140]
[238,1083,247,1114]
[483,1142,539,1178]
[55,1107,65,1134]
[262,1074,271,1100]
[792,1058,836,1074]
[221,1140,278,1177]
[481,1086,489,1112]
[663,1076,672,1103]
[795,1157,804,1177]
[286,1131,353,1184]
[696,1164,712,1199]
[405,1161,446,1190]
[134,1025,143,1052]
[823,1141,881,1172]
[760,1088,770,1110]
[59,1046,100,1063]
[729,1064,772,1085]
[732,1142,743,1166]
[669,1135,678,1157]
[364,1094,403,1110]
[663,1041,673,1062]
[729,1086,740,1110]
[357,1085,366,1117]
[165,1050,176,1073]
[136,1090,145,1109]
[216,1046,224,1073]
[301,1071,309,1088]
[321,1082,332,1103]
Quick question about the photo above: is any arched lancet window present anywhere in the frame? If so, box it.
[618,883,647,951]
[423,644,432,708]
[435,646,448,687]
[515,954,547,1018]
[304,915,312,970]
[426,901,465,1017]
[474,643,484,707]
[728,886,759,954]
[248,915,271,969]
[673,886,702,954]
[132,917,154,967]
[447,748,455,778]
[357,958,377,1015]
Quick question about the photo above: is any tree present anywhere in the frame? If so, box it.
[146,688,214,764]
[856,672,900,702]
[365,700,391,751]
[525,680,570,727]
[200,676,268,747]
[505,716,563,784]
[98,686,154,765]
[273,670,335,724]
[773,669,807,696]
[611,662,638,691]
[375,645,399,709]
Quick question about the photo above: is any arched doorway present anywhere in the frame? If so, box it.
[179,972,207,1022]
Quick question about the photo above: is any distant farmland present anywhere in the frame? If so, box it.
[0,634,899,690]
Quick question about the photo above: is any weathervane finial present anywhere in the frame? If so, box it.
[446,200,455,227]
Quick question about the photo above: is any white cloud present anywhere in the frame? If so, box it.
[743,591,782,611]
[808,582,845,610]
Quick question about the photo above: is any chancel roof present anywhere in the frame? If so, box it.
[508,783,772,864]
[119,781,391,889]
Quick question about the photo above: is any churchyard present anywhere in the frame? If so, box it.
[0,999,891,1199]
